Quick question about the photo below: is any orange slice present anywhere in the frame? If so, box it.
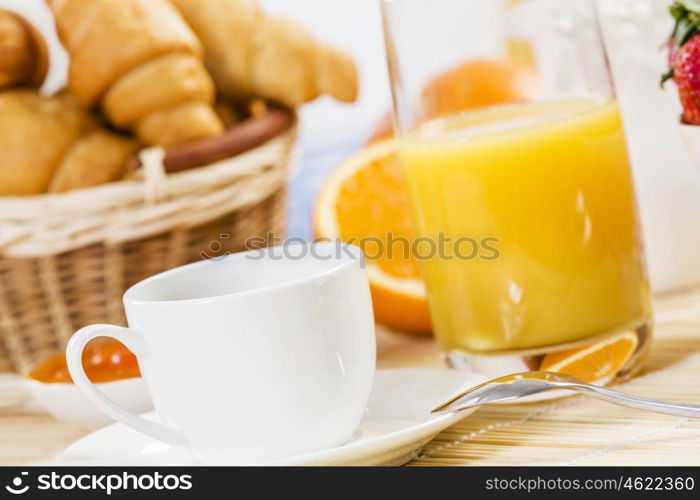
[539,331,638,384]
[314,140,431,334]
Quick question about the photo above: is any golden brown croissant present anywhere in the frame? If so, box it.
[49,130,139,193]
[0,9,49,89]
[0,90,94,195]
[0,90,138,196]
[169,0,358,107]
[47,0,224,147]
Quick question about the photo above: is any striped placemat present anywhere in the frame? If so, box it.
[2,288,699,466]
[408,289,700,466]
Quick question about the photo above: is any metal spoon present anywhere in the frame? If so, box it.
[432,371,700,418]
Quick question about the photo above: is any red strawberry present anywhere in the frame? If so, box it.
[673,34,700,125]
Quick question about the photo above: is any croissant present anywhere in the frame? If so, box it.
[0,90,92,195]
[0,9,48,89]
[169,0,358,107]
[49,130,139,193]
[0,90,137,196]
[46,0,224,147]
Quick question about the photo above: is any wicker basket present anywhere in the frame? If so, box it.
[0,115,296,373]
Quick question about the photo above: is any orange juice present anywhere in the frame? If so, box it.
[399,99,652,355]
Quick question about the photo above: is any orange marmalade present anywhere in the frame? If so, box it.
[28,339,140,384]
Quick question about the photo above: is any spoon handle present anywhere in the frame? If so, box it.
[570,383,700,418]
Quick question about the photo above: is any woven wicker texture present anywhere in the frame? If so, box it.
[0,129,295,373]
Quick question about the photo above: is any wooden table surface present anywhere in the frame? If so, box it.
[2,288,700,466]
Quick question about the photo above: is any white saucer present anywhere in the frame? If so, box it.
[57,369,486,466]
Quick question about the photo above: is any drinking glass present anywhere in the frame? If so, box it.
[381,0,653,382]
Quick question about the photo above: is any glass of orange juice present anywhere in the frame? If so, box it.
[381,0,652,383]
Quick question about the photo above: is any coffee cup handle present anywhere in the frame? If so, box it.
[66,324,186,446]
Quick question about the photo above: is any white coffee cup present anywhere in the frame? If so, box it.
[66,242,376,464]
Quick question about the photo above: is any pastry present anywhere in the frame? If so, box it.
[169,0,358,106]
[47,0,224,147]
[0,90,94,195]
[49,130,139,193]
[0,9,49,89]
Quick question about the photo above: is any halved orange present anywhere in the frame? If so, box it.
[539,331,638,384]
[314,140,432,334]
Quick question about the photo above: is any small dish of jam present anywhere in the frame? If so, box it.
[25,339,152,429]
[28,338,141,384]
